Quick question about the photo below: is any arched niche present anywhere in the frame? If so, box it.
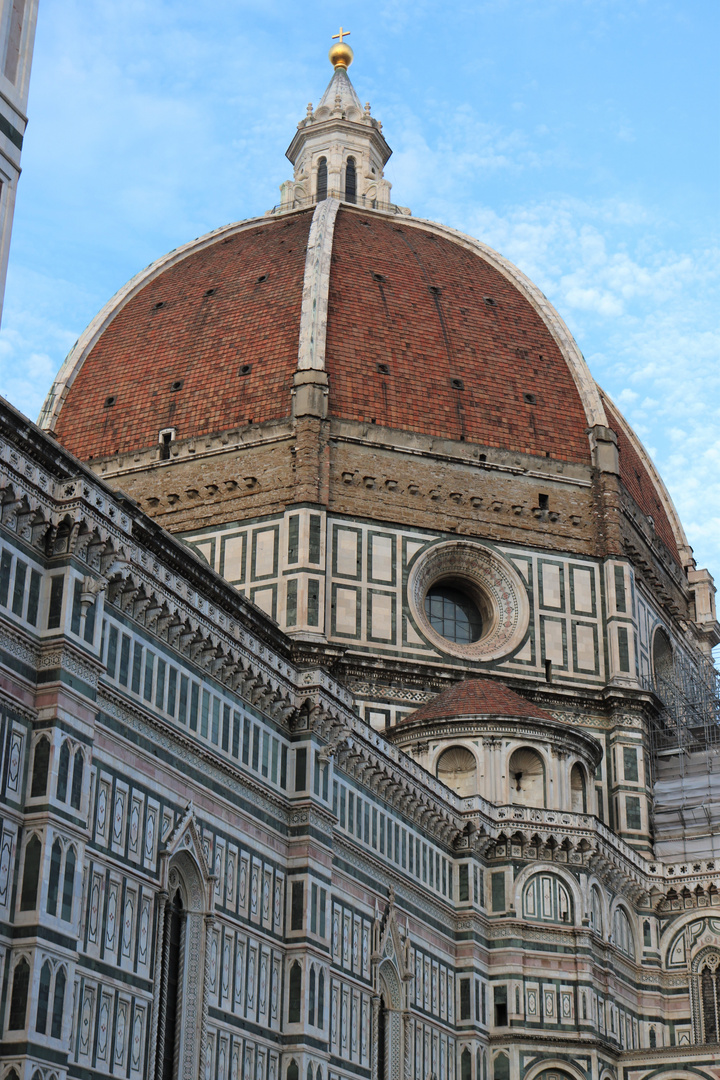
[522,872,573,925]
[652,627,674,690]
[508,747,545,807]
[570,762,587,813]
[436,745,478,797]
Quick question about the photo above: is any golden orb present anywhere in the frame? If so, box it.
[329,41,353,70]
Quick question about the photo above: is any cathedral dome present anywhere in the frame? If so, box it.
[38,50,689,574]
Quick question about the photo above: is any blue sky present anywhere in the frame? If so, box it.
[1,0,718,576]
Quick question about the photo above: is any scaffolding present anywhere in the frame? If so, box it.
[648,647,720,772]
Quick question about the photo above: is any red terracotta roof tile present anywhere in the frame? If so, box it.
[400,678,554,724]
[54,212,313,459]
[604,400,680,564]
[325,208,592,463]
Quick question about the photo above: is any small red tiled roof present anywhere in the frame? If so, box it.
[400,678,554,725]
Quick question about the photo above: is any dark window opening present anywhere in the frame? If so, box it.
[377,363,390,374]
[291,881,304,930]
[61,847,75,920]
[256,274,268,284]
[372,272,386,282]
[47,576,63,629]
[71,750,84,810]
[51,967,65,1038]
[57,741,70,802]
[30,738,50,798]
[425,585,482,643]
[204,287,216,295]
[493,985,508,1027]
[47,838,61,915]
[36,961,51,1034]
[154,301,165,309]
[8,957,30,1030]
[20,834,41,911]
[484,296,495,305]
[345,157,357,204]
[170,380,183,392]
[451,377,465,390]
[239,364,252,376]
[523,392,537,404]
[538,493,549,510]
[288,962,302,1022]
[316,158,327,202]
[104,395,116,408]
[159,432,173,461]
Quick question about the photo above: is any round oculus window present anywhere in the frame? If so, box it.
[424,584,483,644]
[407,541,530,661]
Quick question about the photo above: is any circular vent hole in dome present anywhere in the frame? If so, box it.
[483,296,495,305]
[154,301,165,309]
[372,272,386,282]
[523,392,537,404]
[104,395,117,408]
[256,274,268,283]
[377,363,390,375]
[239,364,252,376]
[205,288,216,296]
[170,380,184,392]
[451,378,464,390]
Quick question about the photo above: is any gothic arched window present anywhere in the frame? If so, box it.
[461,1048,472,1080]
[316,158,327,202]
[61,846,76,921]
[9,956,30,1029]
[612,906,634,958]
[700,958,720,1042]
[309,964,316,1026]
[71,749,84,810]
[288,962,302,1023]
[57,741,70,802]
[36,960,52,1033]
[30,737,50,797]
[20,834,41,911]
[51,966,66,1038]
[47,838,62,915]
[318,969,325,1028]
[345,157,357,204]
[287,1062,299,1080]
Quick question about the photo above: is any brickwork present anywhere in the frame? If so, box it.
[325,207,593,462]
[604,400,680,564]
[53,211,313,459]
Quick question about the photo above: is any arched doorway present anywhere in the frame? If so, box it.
[375,960,403,1080]
[154,847,211,1080]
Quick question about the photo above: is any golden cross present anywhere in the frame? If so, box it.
[332,27,351,44]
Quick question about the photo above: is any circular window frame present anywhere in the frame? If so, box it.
[407,540,530,661]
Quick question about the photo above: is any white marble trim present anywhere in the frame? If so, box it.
[296,197,340,372]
